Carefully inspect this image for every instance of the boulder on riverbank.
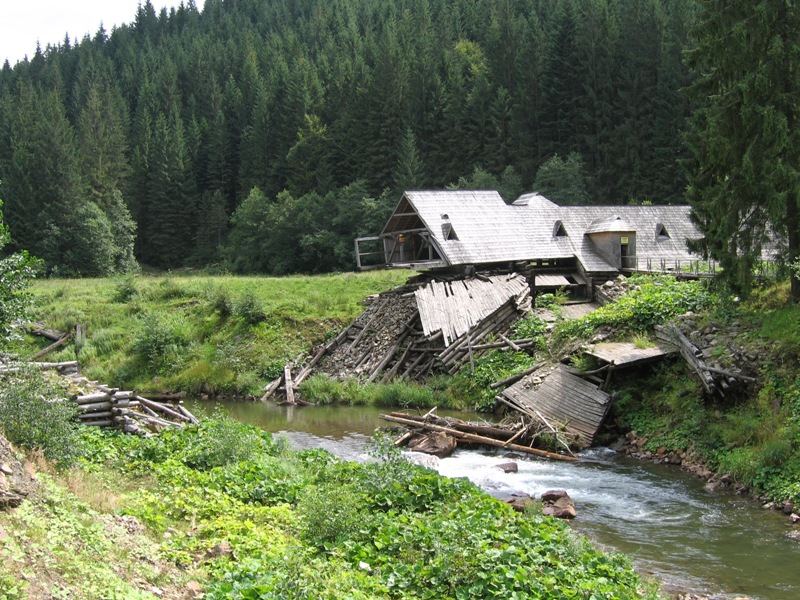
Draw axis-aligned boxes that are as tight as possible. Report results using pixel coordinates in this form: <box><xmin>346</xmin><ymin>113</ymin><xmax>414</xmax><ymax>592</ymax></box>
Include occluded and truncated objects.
<box><xmin>541</xmin><ymin>489</ymin><xmax>577</xmax><ymax>519</ymax></box>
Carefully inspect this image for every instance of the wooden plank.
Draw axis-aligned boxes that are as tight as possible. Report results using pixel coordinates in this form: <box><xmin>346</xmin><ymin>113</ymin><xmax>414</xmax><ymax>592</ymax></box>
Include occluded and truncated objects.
<box><xmin>585</xmin><ymin>342</ymin><xmax>674</xmax><ymax>367</ymax></box>
<box><xmin>501</xmin><ymin>365</ymin><xmax>611</xmax><ymax>445</ymax></box>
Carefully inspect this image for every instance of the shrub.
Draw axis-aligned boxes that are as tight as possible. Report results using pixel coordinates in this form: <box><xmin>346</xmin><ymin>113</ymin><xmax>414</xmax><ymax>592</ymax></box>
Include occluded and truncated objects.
<box><xmin>233</xmin><ymin>290</ymin><xmax>267</xmax><ymax>324</ymax></box>
<box><xmin>554</xmin><ymin>275</ymin><xmax>713</xmax><ymax>341</ymax></box>
<box><xmin>298</xmin><ymin>484</ymin><xmax>367</xmax><ymax>546</ymax></box>
<box><xmin>206</xmin><ymin>285</ymin><xmax>233</xmax><ymax>317</ymax></box>
<box><xmin>132</xmin><ymin>311</ymin><xmax>192</xmax><ymax>372</ymax></box>
<box><xmin>111</xmin><ymin>275</ymin><xmax>138</xmax><ymax>303</ymax></box>
<box><xmin>0</xmin><ymin>368</ymin><xmax>83</xmax><ymax>466</ymax></box>
<box><xmin>448</xmin><ymin>350</ymin><xmax>537</xmax><ymax>411</ymax></box>
<box><xmin>179</xmin><ymin>414</ymin><xmax>278</xmax><ymax>469</ymax></box>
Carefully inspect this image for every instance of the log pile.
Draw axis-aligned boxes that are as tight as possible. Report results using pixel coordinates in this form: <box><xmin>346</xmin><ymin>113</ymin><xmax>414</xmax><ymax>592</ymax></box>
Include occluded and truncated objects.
<box><xmin>263</xmin><ymin>274</ymin><xmax>533</xmax><ymax>403</ymax></box>
<box><xmin>654</xmin><ymin>324</ymin><xmax>756</xmax><ymax>397</ymax></box>
<box><xmin>68</xmin><ymin>375</ymin><xmax>199</xmax><ymax>435</ymax></box>
<box><xmin>381</xmin><ymin>410</ymin><xmax>576</xmax><ymax>462</ymax></box>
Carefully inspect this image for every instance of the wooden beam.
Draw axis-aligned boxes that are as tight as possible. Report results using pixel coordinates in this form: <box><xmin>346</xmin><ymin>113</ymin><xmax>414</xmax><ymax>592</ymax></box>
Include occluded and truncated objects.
<box><xmin>379</xmin><ymin>413</ymin><xmax>575</xmax><ymax>462</ymax></box>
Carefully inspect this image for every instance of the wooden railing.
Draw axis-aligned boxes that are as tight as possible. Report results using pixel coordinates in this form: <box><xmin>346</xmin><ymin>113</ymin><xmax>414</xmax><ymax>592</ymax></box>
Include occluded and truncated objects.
<box><xmin>621</xmin><ymin>256</ymin><xmax>720</xmax><ymax>277</ymax></box>
<box><xmin>622</xmin><ymin>256</ymin><xmax>778</xmax><ymax>279</ymax></box>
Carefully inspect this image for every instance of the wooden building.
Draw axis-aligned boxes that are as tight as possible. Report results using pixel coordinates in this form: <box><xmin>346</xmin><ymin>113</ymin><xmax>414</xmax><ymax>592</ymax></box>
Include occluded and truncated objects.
<box><xmin>355</xmin><ymin>190</ymin><xmax>706</xmax><ymax>296</ymax></box>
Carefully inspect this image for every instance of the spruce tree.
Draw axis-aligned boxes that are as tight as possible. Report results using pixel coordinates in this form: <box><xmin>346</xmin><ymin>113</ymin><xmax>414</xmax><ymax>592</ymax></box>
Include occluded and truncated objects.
<box><xmin>684</xmin><ymin>0</ymin><xmax>800</xmax><ymax>301</ymax></box>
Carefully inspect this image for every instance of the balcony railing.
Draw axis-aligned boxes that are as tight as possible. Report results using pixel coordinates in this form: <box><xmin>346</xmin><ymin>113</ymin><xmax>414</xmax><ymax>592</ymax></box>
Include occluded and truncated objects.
<box><xmin>622</xmin><ymin>256</ymin><xmax>777</xmax><ymax>279</ymax></box>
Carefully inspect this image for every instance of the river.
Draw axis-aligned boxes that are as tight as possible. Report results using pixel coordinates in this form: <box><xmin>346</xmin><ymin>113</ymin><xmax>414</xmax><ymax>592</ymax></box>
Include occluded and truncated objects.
<box><xmin>187</xmin><ymin>401</ymin><xmax>800</xmax><ymax>599</ymax></box>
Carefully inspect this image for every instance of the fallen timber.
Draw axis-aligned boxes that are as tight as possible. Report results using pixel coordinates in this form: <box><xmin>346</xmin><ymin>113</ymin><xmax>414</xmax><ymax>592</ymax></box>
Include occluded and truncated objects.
<box><xmin>264</xmin><ymin>273</ymin><xmax>532</xmax><ymax>404</ymax></box>
<box><xmin>381</xmin><ymin>411</ymin><xmax>576</xmax><ymax>462</ymax></box>
<box><xmin>69</xmin><ymin>375</ymin><xmax>200</xmax><ymax>435</ymax></box>
<box><xmin>654</xmin><ymin>324</ymin><xmax>756</xmax><ymax>397</ymax></box>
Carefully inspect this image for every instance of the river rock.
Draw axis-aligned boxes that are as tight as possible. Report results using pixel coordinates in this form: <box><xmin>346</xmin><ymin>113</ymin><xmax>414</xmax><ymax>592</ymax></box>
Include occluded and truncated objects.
<box><xmin>783</xmin><ymin>500</ymin><xmax>795</xmax><ymax>515</ymax></box>
<box><xmin>541</xmin><ymin>489</ymin><xmax>569</xmax><ymax>503</ymax></box>
<box><xmin>506</xmin><ymin>497</ymin><xmax>537</xmax><ymax>513</ymax></box>
<box><xmin>496</xmin><ymin>462</ymin><xmax>518</xmax><ymax>473</ymax></box>
<box><xmin>541</xmin><ymin>490</ymin><xmax>576</xmax><ymax>519</ymax></box>
<box><xmin>704</xmin><ymin>480</ymin><xmax>722</xmax><ymax>493</ymax></box>
<box><xmin>408</xmin><ymin>432</ymin><xmax>457</xmax><ymax>458</ymax></box>
<box><xmin>405</xmin><ymin>451</ymin><xmax>440</xmax><ymax>470</ymax></box>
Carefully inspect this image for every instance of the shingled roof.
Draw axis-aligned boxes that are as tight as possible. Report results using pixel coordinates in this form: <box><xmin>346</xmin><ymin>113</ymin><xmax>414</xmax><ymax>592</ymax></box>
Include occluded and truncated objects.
<box><xmin>378</xmin><ymin>190</ymin><xmax>704</xmax><ymax>273</ymax></box>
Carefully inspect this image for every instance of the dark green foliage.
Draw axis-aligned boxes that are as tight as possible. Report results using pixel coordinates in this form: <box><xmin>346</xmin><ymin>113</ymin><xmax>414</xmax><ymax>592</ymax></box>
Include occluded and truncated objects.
<box><xmin>449</xmin><ymin>350</ymin><xmax>538</xmax><ymax>411</ymax></box>
<box><xmin>684</xmin><ymin>1</ymin><xmax>800</xmax><ymax>301</ymax></box>
<box><xmin>132</xmin><ymin>311</ymin><xmax>192</xmax><ymax>373</ymax></box>
<box><xmin>0</xmin><ymin>0</ymin><xmax>696</xmax><ymax>274</ymax></box>
<box><xmin>533</xmin><ymin>152</ymin><xmax>592</xmax><ymax>205</ymax></box>
<box><xmin>0</xmin><ymin>368</ymin><xmax>83</xmax><ymax>466</ymax></box>
<box><xmin>0</xmin><ymin>198</ymin><xmax>40</xmax><ymax>343</ymax></box>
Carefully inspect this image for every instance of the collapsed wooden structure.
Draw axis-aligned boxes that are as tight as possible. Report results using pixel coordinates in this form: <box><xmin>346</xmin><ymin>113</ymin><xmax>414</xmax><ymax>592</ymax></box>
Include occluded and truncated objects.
<box><xmin>263</xmin><ymin>273</ymin><xmax>533</xmax><ymax>402</ymax></box>
<box><xmin>654</xmin><ymin>324</ymin><xmax>757</xmax><ymax>397</ymax></box>
<box><xmin>3</xmin><ymin>325</ymin><xmax>198</xmax><ymax>435</ymax></box>
<box><xmin>498</xmin><ymin>365</ymin><xmax>612</xmax><ymax>448</ymax></box>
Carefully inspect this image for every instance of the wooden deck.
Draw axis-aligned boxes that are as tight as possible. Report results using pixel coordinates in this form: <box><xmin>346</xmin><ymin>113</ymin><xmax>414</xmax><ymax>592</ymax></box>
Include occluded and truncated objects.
<box><xmin>501</xmin><ymin>365</ymin><xmax>611</xmax><ymax>447</ymax></box>
<box><xmin>585</xmin><ymin>341</ymin><xmax>675</xmax><ymax>368</ymax></box>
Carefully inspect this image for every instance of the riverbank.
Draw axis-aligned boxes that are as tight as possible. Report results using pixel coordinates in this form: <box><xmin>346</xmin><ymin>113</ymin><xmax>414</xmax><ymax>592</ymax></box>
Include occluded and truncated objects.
<box><xmin>13</xmin><ymin>272</ymin><xmax>800</xmax><ymax>512</ymax></box>
<box><xmin>0</xmin><ymin>411</ymin><xmax>659</xmax><ymax>599</ymax></box>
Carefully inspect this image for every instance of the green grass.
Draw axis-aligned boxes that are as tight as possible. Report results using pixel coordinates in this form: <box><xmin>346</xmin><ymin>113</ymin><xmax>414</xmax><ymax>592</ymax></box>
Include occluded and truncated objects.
<box><xmin>19</xmin><ymin>271</ymin><xmax>410</xmax><ymax>396</ymax></box>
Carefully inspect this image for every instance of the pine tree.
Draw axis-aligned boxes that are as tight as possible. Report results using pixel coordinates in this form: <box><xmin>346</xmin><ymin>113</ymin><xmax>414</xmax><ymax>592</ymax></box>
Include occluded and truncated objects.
<box><xmin>392</xmin><ymin>127</ymin><xmax>424</xmax><ymax>195</ymax></box>
<box><xmin>684</xmin><ymin>0</ymin><xmax>800</xmax><ymax>301</ymax></box>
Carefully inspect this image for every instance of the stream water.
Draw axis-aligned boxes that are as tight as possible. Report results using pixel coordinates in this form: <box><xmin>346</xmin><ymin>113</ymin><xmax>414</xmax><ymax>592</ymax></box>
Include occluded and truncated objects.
<box><xmin>187</xmin><ymin>401</ymin><xmax>800</xmax><ymax>599</ymax></box>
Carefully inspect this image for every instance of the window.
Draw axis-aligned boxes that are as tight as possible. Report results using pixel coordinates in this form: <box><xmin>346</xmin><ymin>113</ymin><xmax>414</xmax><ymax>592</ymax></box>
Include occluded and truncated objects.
<box><xmin>553</xmin><ymin>220</ymin><xmax>568</xmax><ymax>237</ymax></box>
<box><xmin>442</xmin><ymin>222</ymin><xmax>458</xmax><ymax>240</ymax></box>
<box><xmin>655</xmin><ymin>223</ymin><xmax>670</xmax><ymax>240</ymax></box>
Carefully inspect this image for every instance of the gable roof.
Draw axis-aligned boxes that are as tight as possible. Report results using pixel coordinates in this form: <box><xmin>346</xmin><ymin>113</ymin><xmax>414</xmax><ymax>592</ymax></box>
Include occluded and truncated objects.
<box><xmin>382</xmin><ymin>190</ymin><xmax>703</xmax><ymax>272</ymax></box>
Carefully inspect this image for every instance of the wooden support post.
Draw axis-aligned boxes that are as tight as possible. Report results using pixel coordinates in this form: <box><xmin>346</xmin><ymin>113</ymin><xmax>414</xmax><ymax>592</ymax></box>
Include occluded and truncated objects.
<box><xmin>498</xmin><ymin>333</ymin><xmax>521</xmax><ymax>351</ymax></box>
<box><xmin>490</xmin><ymin>362</ymin><xmax>545</xmax><ymax>390</ymax></box>
<box><xmin>260</xmin><ymin>375</ymin><xmax>284</xmax><ymax>402</ymax></box>
<box><xmin>367</xmin><ymin>344</ymin><xmax>398</xmax><ymax>383</ymax></box>
<box><xmin>382</xmin><ymin>341</ymin><xmax>414</xmax><ymax>383</ymax></box>
<box><xmin>31</xmin><ymin>334</ymin><xmax>72</xmax><ymax>360</ymax></box>
<box><xmin>602</xmin><ymin>362</ymin><xmax>615</xmax><ymax>391</ymax></box>
<box><xmin>284</xmin><ymin>365</ymin><xmax>296</xmax><ymax>405</ymax></box>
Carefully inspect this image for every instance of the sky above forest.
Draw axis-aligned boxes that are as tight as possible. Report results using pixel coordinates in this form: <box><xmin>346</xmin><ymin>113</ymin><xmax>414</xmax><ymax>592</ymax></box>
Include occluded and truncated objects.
<box><xmin>0</xmin><ymin>1</ymin><xmax>192</xmax><ymax>66</ymax></box>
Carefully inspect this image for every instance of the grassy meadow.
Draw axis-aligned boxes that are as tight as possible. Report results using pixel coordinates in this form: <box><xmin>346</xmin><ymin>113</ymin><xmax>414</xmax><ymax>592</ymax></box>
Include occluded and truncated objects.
<box><xmin>16</xmin><ymin>271</ymin><xmax>410</xmax><ymax>397</ymax></box>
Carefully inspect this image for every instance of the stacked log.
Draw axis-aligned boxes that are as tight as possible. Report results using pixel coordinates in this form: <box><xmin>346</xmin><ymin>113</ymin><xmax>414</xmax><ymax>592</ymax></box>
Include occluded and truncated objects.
<box><xmin>69</xmin><ymin>376</ymin><xmax>198</xmax><ymax>435</ymax></box>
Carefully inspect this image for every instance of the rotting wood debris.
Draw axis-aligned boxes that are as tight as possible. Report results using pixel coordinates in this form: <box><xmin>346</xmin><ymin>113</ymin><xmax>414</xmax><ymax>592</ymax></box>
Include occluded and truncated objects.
<box><xmin>262</xmin><ymin>271</ymin><xmax>533</xmax><ymax>403</ymax></box>
<box><xmin>381</xmin><ymin>409</ymin><xmax>576</xmax><ymax>461</ymax></box>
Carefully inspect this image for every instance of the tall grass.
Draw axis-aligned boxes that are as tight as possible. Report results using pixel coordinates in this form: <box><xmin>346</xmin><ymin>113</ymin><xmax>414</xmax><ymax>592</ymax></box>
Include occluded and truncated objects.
<box><xmin>21</xmin><ymin>271</ymin><xmax>410</xmax><ymax>396</ymax></box>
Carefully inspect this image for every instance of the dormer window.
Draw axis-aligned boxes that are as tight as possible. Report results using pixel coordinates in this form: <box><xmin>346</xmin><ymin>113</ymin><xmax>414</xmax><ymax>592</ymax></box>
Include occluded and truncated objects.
<box><xmin>553</xmin><ymin>220</ymin><xmax>568</xmax><ymax>237</ymax></box>
<box><xmin>655</xmin><ymin>223</ymin><xmax>670</xmax><ymax>240</ymax></box>
<box><xmin>442</xmin><ymin>222</ymin><xmax>458</xmax><ymax>240</ymax></box>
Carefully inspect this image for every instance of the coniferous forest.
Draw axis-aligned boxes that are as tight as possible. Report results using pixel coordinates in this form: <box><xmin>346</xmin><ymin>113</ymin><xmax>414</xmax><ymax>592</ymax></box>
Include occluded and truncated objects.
<box><xmin>0</xmin><ymin>0</ymin><xmax>697</xmax><ymax>276</ymax></box>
